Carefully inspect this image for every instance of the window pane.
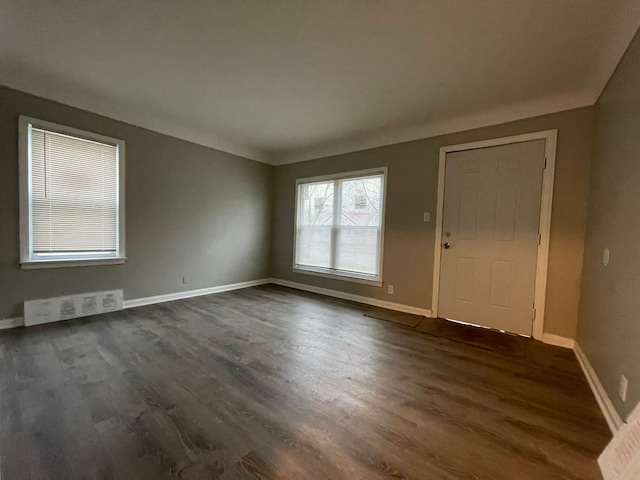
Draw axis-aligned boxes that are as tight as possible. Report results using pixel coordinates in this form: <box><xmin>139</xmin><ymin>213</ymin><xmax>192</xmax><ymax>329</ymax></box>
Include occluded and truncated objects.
<box><xmin>299</xmin><ymin>182</ymin><xmax>334</xmax><ymax>226</ymax></box>
<box><xmin>30</xmin><ymin>128</ymin><xmax>118</xmax><ymax>254</ymax></box>
<box><xmin>335</xmin><ymin>227</ymin><xmax>379</xmax><ymax>275</ymax></box>
<box><xmin>339</xmin><ymin>176</ymin><xmax>382</xmax><ymax>227</ymax></box>
<box><xmin>294</xmin><ymin>171</ymin><xmax>385</xmax><ymax>279</ymax></box>
<box><xmin>296</xmin><ymin>227</ymin><xmax>332</xmax><ymax>268</ymax></box>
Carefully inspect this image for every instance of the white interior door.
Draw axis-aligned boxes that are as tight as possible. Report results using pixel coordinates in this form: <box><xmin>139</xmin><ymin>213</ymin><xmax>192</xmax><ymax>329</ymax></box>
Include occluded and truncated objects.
<box><xmin>438</xmin><ymin>140</ymin><xmax>546</xmax><ymax>336</ymax></box>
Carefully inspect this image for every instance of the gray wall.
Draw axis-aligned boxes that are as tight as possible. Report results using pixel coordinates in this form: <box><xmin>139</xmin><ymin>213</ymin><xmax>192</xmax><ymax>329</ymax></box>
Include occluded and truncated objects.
<box><xmin>272</xmin><ymin>107</ymin><xmax>595</xmax><ymax>339</ymax></box>
<box><xmin>577</xmin><ymin>30</ymin><xmax>640</xmax><ymax>420</ymax></box>
<box><xmin>0</xmin><ymin>86</ymin><xmax>272</xmax><ymax>320</ymax></box>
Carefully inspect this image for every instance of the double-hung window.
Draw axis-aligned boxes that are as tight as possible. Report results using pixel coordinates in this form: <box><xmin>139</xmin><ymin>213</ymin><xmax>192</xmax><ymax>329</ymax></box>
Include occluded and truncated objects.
<box><xmin>293</xmin><ymin>168</ymin><xmax>387</xmax><ymax>285</ymax></box>
<box><xmin>19</xmin><ymin>116</ymin><xmax>126</xmax><ymax>268</ymax></box>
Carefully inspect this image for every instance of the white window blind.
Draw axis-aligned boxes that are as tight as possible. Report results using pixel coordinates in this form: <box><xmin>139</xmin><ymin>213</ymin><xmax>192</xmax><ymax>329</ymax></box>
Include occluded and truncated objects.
<box><xmin>31</xmin><ymin>128</ymin><xmax>118</xmax><ymax>254</ymax></box>
<box><xmin>19</xmin><ymin>117</ymin><xmax>125</xmax><ymax>267</ymax></box>
<box><xmin>294</xmin><ymin>169</ymin><xmax>386</xmax><ymax>283</ymax></box>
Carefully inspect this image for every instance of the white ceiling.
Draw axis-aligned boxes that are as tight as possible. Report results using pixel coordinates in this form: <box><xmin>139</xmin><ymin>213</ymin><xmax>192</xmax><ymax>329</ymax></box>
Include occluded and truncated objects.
<box><xmin>1</xmin><ymin>1</ymin><xmax>639</xmax><ymax>165</ymax></box>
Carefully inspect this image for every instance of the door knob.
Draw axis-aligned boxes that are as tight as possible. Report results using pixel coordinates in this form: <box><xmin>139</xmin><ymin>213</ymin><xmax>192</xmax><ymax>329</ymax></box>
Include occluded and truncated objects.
<box><xmin>443</xmin><ymin>242</ymin><xmax>451</xmax><ymax>249</ymax></box>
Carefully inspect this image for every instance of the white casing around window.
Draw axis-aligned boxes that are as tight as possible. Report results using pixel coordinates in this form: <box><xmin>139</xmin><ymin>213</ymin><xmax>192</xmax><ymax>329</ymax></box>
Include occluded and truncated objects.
<box><xmin>292</xmin><ymin>167</ymin><xmax>387</xmax><ymax>286</ymax></box>
<box><xmin>18</xmin><ymin>116</ymin><xmax>126</xmax><ymax>269</ymax></box>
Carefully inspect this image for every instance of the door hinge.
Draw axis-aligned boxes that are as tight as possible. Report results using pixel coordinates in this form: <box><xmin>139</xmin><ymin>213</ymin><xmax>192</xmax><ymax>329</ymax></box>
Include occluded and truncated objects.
<box><xmin>532</xmin><ymin>307</ymin><xmax>537</xmax><ymax>320</ymax></box>
<box><xmin>538</xmin><ymin>233</ymin><xmax>542</xmax><ymax>245</ymax></box>
<box><xmin>544</xmin><ymin>157</ymin><xmax>548</xmax><ymax>169</ymax></box>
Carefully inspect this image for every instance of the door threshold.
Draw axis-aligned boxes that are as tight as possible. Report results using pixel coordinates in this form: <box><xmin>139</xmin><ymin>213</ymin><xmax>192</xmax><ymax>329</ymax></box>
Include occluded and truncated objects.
<box><xmin>444</xmin><ymin>317</ymin><xmax>531</xmax><ymax>339</ymax></box>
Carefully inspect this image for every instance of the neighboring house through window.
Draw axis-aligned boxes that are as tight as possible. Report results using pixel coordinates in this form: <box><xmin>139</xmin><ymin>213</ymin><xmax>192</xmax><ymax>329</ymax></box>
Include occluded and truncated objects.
<box><xmin>19</xmin><ymin>116</ymin><xmax>126</xmax><ymax>268</ymax></box>
<box><xmin>293</xmin><ymin>168</ymin><xmax>387</xmax><ymax>285</ymax></box>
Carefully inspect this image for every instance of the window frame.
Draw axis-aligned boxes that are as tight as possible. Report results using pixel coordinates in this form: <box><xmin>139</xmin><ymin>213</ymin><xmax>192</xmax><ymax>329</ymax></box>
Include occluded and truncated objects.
<box><xmin>18</xmin><ymin>116</ymin><xmax>126</xmax><ymax>269</ymax></box>
<box><xmin>292</xmin><ymin>167</ymin><xmax>387</xmax><ymax>286</ymax></box>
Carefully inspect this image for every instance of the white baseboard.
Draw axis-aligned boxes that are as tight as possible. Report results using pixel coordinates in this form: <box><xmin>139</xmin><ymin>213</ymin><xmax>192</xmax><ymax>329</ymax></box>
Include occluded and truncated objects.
<box><xmin>269</xmin><ymin>278</ymin><xmax>432</xmax><ymax>317</ymax></box>
<box><xmin>0</xmin><ymin>317</ymin><xmax>25</xmax><ymax>330</ymax></box>
<box><xmin>0</xmin><ymin>279</ymin><xmax>272</xmax><ymax>330</ymax></box>
<box><xmin>541</xmin><ymin>333</ymin><xmax>575</xmax><ymax>349</ymax></box>
<box><xmin>122</xmin><ymin>278</ymin><xmax>271</xmax><ymax>309</ymax></box>
<box><xmin>574</xmin><ymin>342</ymin><xmax>623</xmax><ymax>434</ymax></box>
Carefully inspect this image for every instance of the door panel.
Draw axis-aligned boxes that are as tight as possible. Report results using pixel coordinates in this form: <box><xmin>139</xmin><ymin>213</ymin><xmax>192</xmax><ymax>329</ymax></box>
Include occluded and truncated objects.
<box><xmin>490</xmin><ymin>260</ymin><xmax>514</xmax><ymax>308</ymax></box>
<box><xmin>459</xmin><ymin>187</ymin><xmax>479</xmax><ymax>240</ymax></box>
<box><xmin>455</xmin><ymin>258</ymin><xmax>475</xmax><ymax>302</ymax></box>
<box><xmin>438</xmin><ymin>140</ymin><xmax>545</xmax><ymax>336</ymax></box>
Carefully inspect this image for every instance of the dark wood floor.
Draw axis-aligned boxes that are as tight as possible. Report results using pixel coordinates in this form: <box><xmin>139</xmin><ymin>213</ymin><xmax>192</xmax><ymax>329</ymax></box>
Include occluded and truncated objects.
<box><xmin>0</xmin><ymin>285</ymin><xmax>610</xmax><ymax>480</ymax></box>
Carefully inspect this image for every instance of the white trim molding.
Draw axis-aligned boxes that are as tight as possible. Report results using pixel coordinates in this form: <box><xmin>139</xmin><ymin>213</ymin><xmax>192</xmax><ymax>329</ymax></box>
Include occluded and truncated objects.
<box><xmin>541</xmin><ymin>333</ymin><xmax>575</xmax><ymax>349</ymax></box>
<box><xmin>0</xmin><ymin>279</ymin><xmax>272</xmax><ymax>330</ymax></box>
<box><xmin>2</xmin><ymin>84</ymin><xmax>267</xmax><ymax>163</ymax></box>
<box><xmin>123</xmin><ymin>279</ymin><xmax>271</xmax><ymax>309</ymax></box>
<box><xmin>574</xmin><ymin>342</ymin><xmax>623</xmax><ymax>434</ymax></box>
<box><xmin>270</xmin><ymin>278</ymin><xmax>432</xmax><ymax>317</ymax></box>
<box><xmin>291</xmin><ymin>267</ymin><xmax>383</xmax><ymax>287</ymax></box>
<box><xmin>18</xmin><ymin>116</ymin><xmax>127</xmax><ymax>269</ymax></box>
<box><xmin>431</xmin><ymin>130</ymin><xmax>558</xmax><ymax>341</ymax></box>
<box><xmin>21</xmin><ymin>257</ymin><xmax>127</xmax><ymax>270</ymax></box>
<box><xmin>292</xmin><ymin>167</ymin><xmax>388</xmax><ymax>287</ymax></box>
<box><xmin>273</xmin><ymin>95</ymin><xmax>591</xmax><ymax>165</ymax></box>
<box><xmin>0</xmin><ymin>317</ymin><xmax>25</xmax><ymax>330</ymax></box>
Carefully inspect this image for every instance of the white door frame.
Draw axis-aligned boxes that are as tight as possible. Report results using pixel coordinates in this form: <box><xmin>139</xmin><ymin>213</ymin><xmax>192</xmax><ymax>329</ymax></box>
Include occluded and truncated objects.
<box><xmin>431</xmin><ymin>130</ymin><xmax>557</xmax><ymax>340</ymax></box>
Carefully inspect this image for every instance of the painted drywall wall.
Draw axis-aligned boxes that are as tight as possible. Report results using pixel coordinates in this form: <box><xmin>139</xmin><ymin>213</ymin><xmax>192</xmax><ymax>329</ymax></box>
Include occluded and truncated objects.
<box><xmin>0</xmin><ymin>86</ymin><xmax>272</xmax><ymax>320</ymax></box>
<box><xmin>577</xmin><ymin>30</ymin><xmax>640</xmax><ymax>420</ymax></box>
<box><xmin>272</xmin><ymin>107</ymin><xmax>595</xmax><ymax>339</ymax></box>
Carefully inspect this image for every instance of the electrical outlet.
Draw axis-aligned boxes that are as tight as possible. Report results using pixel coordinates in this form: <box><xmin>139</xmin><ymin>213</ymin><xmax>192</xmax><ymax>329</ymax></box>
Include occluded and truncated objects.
<box><xmin>423</xmin><ymin>212</ymin><xmax>430</xmax><ymax>222</ymax></box>
<box><xmin>182</xmin><ymin>276</ymin><xmax>189</xmax><ymax>285</ymax></box>
<box><xmin>387</xmin><ymin>285</ymin><xmax>394</xmax><ymax>294</ymax></box>
<box><xmin>619</xmin><ymin>375</ymin><xmax>628</xmax><ymax>402</ymax></box>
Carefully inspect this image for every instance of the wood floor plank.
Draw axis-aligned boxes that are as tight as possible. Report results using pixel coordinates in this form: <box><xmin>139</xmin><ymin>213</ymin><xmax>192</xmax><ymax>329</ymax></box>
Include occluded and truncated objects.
<box><xmin>0</xmin><ymin>285</ymin><xmax>609</xmax><ymax>479</ymax></box>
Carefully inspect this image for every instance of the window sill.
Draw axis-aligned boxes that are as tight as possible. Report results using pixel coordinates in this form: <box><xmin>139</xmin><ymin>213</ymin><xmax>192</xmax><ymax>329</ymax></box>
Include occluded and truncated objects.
<box><xmin>21</xmin><ymin>257</ymin><xmax>126</xmax><ymax>270</ymax></box>
<box><xmin>292</xmin><ymin>266</ymin><xmax>383</xmax><ymax>287</ymax></box>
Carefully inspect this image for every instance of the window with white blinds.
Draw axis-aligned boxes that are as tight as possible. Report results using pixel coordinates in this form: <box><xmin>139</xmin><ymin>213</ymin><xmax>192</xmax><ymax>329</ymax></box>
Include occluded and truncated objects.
<box><xmin>19</xmin><ymin>117</ymin><xmax>125</xmax><ymax>268</ymax></box>
<box><xmin>293</xmin><ymin>168</ymin><xmax>387</xmax><ymax>285</ymax></box>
